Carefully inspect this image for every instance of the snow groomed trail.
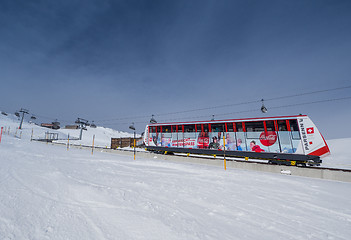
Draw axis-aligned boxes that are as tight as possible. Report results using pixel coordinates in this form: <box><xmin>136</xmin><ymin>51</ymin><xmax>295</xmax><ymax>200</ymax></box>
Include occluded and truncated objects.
<box><xmin>1</xmin><ymin>130</ymin><xmax>351</xmax><ymax>240</ymax></box>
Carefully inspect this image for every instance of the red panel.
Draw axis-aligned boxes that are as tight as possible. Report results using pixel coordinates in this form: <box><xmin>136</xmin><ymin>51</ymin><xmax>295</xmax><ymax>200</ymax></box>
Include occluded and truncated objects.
<box><xmin>152</xmin><ymin>115</ymin><xmax>306</xmax><ymax>126</ymax></box>
<box><xmin>233</xmin><ymin>122</ymin><xmax>237</xmax><ymax>132</ymax></box>
<box><xmin>242</xmin><ymin>122</ymin><xmax>246</xmax><ymax>132</ymax></box>
<box><xmin>274</xmin><ymin>120</ymin><xmax>278</xmax><ymax>132</ymax></box>
<box><xmin>286</xmin><ymin>120</ymin><xmax>291</xmax><ymax>131</ymax></box>
<box><xmin>308</xmin><ymin>146</ymin><xmax>330</xmax><ymax>157</ymax></box>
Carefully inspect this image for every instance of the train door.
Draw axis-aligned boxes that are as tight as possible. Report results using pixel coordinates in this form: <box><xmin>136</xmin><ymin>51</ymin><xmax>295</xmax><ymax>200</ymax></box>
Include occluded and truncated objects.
<box><xmin>245</xmin><ymin>121</ymin><xmax>268</xmax><ymax>152</ymax></box>
<box><xmin>177</xmin><ymin>125</ymin><xmax>184</xmax><ymax>147</ymax></box>
<box><xmin>149</xmin><ymin>126</ymin><xmax>157</xmax><ymax>146</ymax></box>
<box><xmin>209</xmin><ymin>123</ymin><xmax>223</xmax><ymax>150</ymax></box>
<box><xmin>171</xmin><ymin>125</ymin><xmax>178</xmax><ymax>147</ymax></box>
<box><xmin>161</xmin><ymin>125</ymin><xmax>172</xmax><ymax>147</ymax></box>
<box><xmin>277</xmin><ymin>120</ymin><xmax>295</xmax><ymax>153</ymax></box>
<box><xmin>196</xmin><ymin>124</ymin><xmax>209</xmax><ymax>149</ymax></box>
<box><xmin>183</xmin><ymin>124</ymin><xmax>196</xmax><ymax>148</ymax></box>
<box><xmin>225</xmin><ymin>123</ymin><xmax>236</xmax><ymax>151</ymax></box>
<box><xmin>234</xmin><ymin>122</ymin><xmax>248</xmax><ymax>151</ymax></box>
<box><xmin>288</xmin><ymin>119</ymin><xmax>303</xmax><ymax>154</ymax></box>
<box><xmin>263</xmin><ymin>120</ymin><xmax>280</xmax><ymax>153</ymax></box>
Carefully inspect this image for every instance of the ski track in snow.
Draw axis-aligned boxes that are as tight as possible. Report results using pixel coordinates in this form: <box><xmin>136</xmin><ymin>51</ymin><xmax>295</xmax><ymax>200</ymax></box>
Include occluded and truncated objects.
<box><xmin>1</xmin><ymin>115</ymin><xmax>351</xmax><ymax>239</ymax></box>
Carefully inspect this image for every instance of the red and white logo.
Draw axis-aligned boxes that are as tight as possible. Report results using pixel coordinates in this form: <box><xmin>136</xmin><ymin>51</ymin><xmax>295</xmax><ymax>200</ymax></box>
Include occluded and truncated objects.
<box><xmin>307</xmin><ymin>127</ymin><xmax>314</xmax><ymax>134</ymax></box>
<box><xmin>259</xmin><ymin>131</ymin><xmax>277</xmax><ymax>146</ymax></box>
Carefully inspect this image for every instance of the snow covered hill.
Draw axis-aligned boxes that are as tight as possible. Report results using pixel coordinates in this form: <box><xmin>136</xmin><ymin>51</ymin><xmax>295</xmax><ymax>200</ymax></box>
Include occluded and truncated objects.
<box><xmin>0</xmin><ymin>113</ymin><xmax>351</xmax><ymax>239</ymax></box>
<box><xmin>0</xmin><ymin>113</ymin><xmax>136</xmax><ymax>147</ymax></box>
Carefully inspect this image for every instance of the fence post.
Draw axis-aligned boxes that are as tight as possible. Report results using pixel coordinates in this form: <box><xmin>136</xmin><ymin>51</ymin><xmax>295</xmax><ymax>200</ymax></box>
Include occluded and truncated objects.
<box><xmin>0</xmin><ymin>127</ymin><xmax>3</xmax><ymax>143</ymax></box>
<box><xmin>223</xmin><ymin>132</ymin><xmax>226</xmax><ymax>171</ymax></box>
<box><xmin>67</xmin><ymin>134</ymin><xmax>70</xmax><ymax>150</ymax></box>
<box><xmin>92</xmin><ymin>134</ymin><xmax>95</xmax><ymax>155</ymax></box>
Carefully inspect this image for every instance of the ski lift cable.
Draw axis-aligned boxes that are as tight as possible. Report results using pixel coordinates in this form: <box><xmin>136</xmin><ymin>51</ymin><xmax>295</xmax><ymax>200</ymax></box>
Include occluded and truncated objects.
<box><xmin>95</xmin><ymin>85</ymin><xmax>351</xmax><ymax>122</ymax></box>
<box><xmin>98</xmin><ymin>95</ymin><xmax>351</xmax><ymax>125</ymax></box>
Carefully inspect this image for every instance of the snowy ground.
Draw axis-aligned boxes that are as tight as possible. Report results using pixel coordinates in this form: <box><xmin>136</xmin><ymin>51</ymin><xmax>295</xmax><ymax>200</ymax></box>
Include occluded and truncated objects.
<box><xmin>1</xmin><ymin>114</ymin><xmax>351</xmax><ymax>239</ymax></box>
<box><xmin>0</xmin><ymin>114</ymin><xmax>136</xmax><ymax>148</ymax></box>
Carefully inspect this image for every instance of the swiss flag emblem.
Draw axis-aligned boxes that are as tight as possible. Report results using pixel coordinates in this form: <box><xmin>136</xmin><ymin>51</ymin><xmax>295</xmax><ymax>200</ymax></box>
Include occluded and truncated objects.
<box><xmin>307</xmin><ymin>127</ymin><xmax>314</xmax><ymax>134</ymax></box>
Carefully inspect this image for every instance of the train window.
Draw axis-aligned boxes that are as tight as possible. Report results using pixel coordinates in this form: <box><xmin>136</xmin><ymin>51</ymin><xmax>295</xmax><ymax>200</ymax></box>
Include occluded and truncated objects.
<box><xmin>162</xmin><ymin>125</ymin><xmax>171</xmax><ymax>133</ymax></box>
<box><xmin>289</xmin><ymin>120</ymin><xmax>299</xmax><ymax>131</ymax></box>
<box><xmin>265</xmin><ymin>121</ymin><xmax>275</xmax><ymax>131</ymax></box>
<box><xmin>278</xmin><ymin>120</ymin><xmax>288</xmax><ymax>131</ymax></box>
<box><xmin>236</xmin><ymin>122</ymin><xmax>244</xmax><ymax>132</ymax></box>
<box><xmin>184</xmin><ymin>124</ymin><xmax>195</xmax><ymax>132</ymax></box>
<box><xmin>289</xmin><ymin>119</ymin><xmax>301</xmax><ymax>140</ymax></box>
<box><xmin>156</xmin><ymin>126</ymin><xmax>161</xmax><ymax>133</ymax></box>
<box><xmin>150</xmin><ymin>126</ymin><xmax>155</xmax><ymax>133</ymax></box>
<box><xmin>227</xmin><ymin>123</ymin><xmax>234</xmax><ymax>132</ymax></box>
<box><xmin>196</xmin><ymin>124</ymin><xmax>202</xmax><ymax>132</ymax></box>
<box><xmin>211</xmin><ymin>123</ymin><xmax>224</xmax><ymax>132</ymax></box>
<box><xmin>177</xmin><ymin>125</ymin><xmax>183</xmax><ymax>132</ymax></box>
<box><xmin>203</xmin><ymin>124</ymin><xmax>209</xmax><ymax>132</ymax></box>
<box><xmin>172</xmin><ymin>125</ymin><xmax>177</xmax><ymax>133</ymax></box>
<box><xmin>245</xmin><ymin>121</ymin><xmax>264</xmax><ymax>132</ymax></box>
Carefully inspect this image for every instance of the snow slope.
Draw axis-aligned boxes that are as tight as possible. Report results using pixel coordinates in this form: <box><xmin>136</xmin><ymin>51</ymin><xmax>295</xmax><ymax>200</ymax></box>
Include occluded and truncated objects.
<box><xmin>322</xmin><ymin>138</ymin><xmax>351</xmax><ymax>169</ymax></box>
<box><xmin>1</xmin><ymin>114</ymin><xmax>351</xmax><ymax>239</ymax></box>
<box><xmin>0</xmin><ymin>114</ymin><xmax>136</xmax><ymax>147</ymax></box>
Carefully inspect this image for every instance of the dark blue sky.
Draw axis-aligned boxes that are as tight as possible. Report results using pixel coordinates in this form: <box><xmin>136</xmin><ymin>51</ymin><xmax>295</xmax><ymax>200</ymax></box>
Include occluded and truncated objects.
<box><xmin>1</xmin><ymin>0</ymin><xmax>350</xmax><ymax>138</ymax></box>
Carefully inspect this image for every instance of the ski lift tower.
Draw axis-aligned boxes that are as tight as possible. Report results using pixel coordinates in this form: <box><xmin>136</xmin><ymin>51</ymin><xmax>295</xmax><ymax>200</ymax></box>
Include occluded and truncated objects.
<box><xmin>19</xmin><ymin>108</ymin><xmax>29</xmax><ymax>129</ymax></box>
<box><xmin>75</xmin><ymin>118</ymin><xmax>89</xmax><ymax>140</ymax></box>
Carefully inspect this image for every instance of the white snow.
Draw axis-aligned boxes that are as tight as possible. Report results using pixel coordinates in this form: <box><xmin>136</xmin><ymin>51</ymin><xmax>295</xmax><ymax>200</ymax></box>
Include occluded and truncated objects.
<box><xmin>322</xmin><ymin>138</ymin><xmax>351</xmax><ymax>169</ymax></box>
<box><xmin>1</xmin><ymin>114</ymin><xmax>351</xmax><ymax>239</ymax></box>
<box><xmin>0</xmin><ymin>114</ymin><xmax>136</xmax><ymax>148</ymax></box>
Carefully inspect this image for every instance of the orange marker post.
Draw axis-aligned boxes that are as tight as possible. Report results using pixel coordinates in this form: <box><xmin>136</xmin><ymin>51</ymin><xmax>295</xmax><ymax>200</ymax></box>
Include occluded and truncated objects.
<box><xmin>223</xmin><ymin>133</ymin><xmax>226</xmax><ymax>170</ymax></box>
<box><xmin>0</xmin><ymin>127</ymin><xmax>3</xmax><ymax>143</ymax></box>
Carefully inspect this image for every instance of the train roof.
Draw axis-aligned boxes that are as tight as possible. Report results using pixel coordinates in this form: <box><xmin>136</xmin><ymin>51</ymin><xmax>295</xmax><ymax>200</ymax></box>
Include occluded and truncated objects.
<box><xmin>148</xmin><ymin>115</ymin><xmax>308</xmax><ymax>126</ymax></box>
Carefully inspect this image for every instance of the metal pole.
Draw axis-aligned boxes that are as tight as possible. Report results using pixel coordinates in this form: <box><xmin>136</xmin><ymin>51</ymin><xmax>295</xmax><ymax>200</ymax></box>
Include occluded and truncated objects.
<box><xmin>92</xmin><ymin>134</ymin><xmax>95</xmax><ymax>155</ymax></box>
<box><xmin>223</xmin><ymin>125</ymin><xmax>226</xmax><ymax>170</ymax></box>
<box><xmin>134</xmin><ymin>131</ymin><xmax>136</xmax><ymax>160</ymax></box>
<box><xmin>79</xmin><ymin>125</ymin><xmax>83</xmax><ymax>140</ymax></box>
<box><xmin>67</xmin><ymin>134</ymin><xmax>70</xmax><ymax>150</ymax></box>
<box><xmin>19</xmin><ymin>108</ymin><xmax>29</xmax><ymax>130</ymax></box>
<box><xmin>19</xmin><ymin>111</ymin><xmax>25</xmax><ymax>129</ymax></box>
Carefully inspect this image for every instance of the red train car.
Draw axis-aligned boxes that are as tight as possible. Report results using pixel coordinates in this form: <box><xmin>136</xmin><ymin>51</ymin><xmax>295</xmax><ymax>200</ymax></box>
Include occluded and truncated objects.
<box><xmin>143</xmin><ymin>115</ymin><xmax>330</xmax><ymax>166</ymax></box>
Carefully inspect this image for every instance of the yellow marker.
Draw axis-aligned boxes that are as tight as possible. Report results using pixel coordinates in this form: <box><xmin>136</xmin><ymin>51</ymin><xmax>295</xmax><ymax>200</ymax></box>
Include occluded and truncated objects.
<box><xmin>164</xmin><ymin>151</ymin><xmax>167</xmax><ymax>155</ymax></box>
<box><xmin>187</xmin><ymin>153</ymin><xmax>190</xmax><ymax>157</ymax></box>
<box><xmin>245</xmin><ymin>157</ymin><xmax>249</xmax><ymax>161</ymax></box>
<box><xmin>291</xmin><ymin>161</ymin><xmax>296</xmax><ymax>166</ymax></box>
<box><xmin>223</xmin><ymin>133</ymin><xmax>226</xmax><ymax>170</ymax></box>
<box><xmin>134</xmin><ymin>138</ymin><xmax>136</xmax><ymax>160</ymax></box>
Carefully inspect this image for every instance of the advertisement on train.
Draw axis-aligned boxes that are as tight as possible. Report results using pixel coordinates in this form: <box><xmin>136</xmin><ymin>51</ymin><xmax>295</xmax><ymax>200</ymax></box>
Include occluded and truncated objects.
<box><xmin>144</xmin><ymin>116</ymin><xmax>330</xmax><ymax>158</ymax></box>
<box><xmin>146</xmin><ymin>130</ymin><xmax>303</xmax><ymax>154</ymax></box>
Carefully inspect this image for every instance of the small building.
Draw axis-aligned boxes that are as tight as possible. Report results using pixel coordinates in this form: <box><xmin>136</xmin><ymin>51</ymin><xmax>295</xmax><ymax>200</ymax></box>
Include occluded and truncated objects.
<box><xmin>41</xmin><ymin>123</ymin><xmax>60</xmax><ymax>130</ymax></box>
<box><xmin>65</xmin><ymin>125</ymin><xmax>79</xmax><ymax>129</ymax></box>
<box><xmin>111</xmin><ymin>137</ymin><xmax>143</xmax><ymax>149</ymax></box>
